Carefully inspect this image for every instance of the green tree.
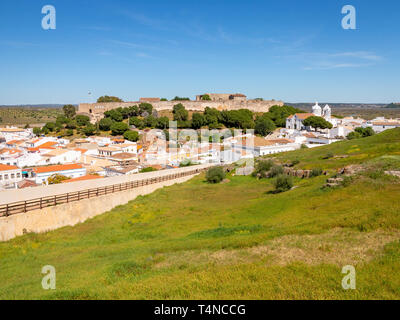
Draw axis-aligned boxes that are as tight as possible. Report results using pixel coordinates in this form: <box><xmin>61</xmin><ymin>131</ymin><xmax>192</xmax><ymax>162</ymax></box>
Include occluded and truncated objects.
<box><xmin>65</xmin><ymin>119</ymin><xmax>77</xmax><ymax>129</ymax></box>
<box><xmin>33</xmin><ymin>127</ymin><xmax>41</xmax><ymax>136</ymax></box>
<box><xmin>347</xmin><ymin>131</ymin><xmax>362</xmax><ymax>140</ymax></box>
<box><xmin>303</xmin><ymin>116</ymin><xmax>333</xmax><ymax>130</ymax></box>
<box><xmin>156</xmin><ymin>116</ymin><xmax>169</xmax><ymax>129</ymax></box>
<box><xmin>173</xmin><ymin>103</ymin><xmax>189</xmax><ymax>122</ymax></box>
<box><xmin>63</xmin><ymin>105</ymin><xmax>76</xmax><ymax>119</ymax></box>
<box><xmin>56</xmin><ymin>115</ymin><xmax>69</xmax><ymax>125</ymax></box>
<box><xmin>201</xmin><ymin>94</ymin><xmax>211</xmax><ymax>101</ymax></box>
<box><xmin>139</xmin><ymin>103</ymin><xmax>153</xmax><ymax>116</ymax></box>
<box><xmin>97</xmin><ymin>95</ymin><xmax>123</xmax><ymax>103</ymax></box>
<box><xmin>265</xmin><ymin>105</ymin><xmax>304</xmax><ymax>127</ymax></box>
<box><xmin>255</xmin><ymin>115</ymin><xmax>276</xmax><ymax>136</ymax></box>
<box><xmin>99</xmin><ymin>117</ymin><xmax>113</xmax><ymax>131</ymax></box>
<box><xmin>354</xmin><ymin>127</ymin><xmax>375</xmax><ymax>137</ymax></box>
<box><xmin>82</xmin><ymin>123</ymin><xmax>96</xmax><ymax>136</ymax></box>
<box><xmin>129</xmin><ymin>117</ymin><xmax>145</xmax><ymax>129</ymax></box>
<box><xmin>44</xmin><ymin>122</ymin><xmax>56</xmax><ymax>132</ymax></box>
<box><xmin>144</xmin><ymin>115</ymin><xmax>158</xmax><ymax>128</ymax></box>
<box><xmin>172</xmin><ymin>96</ymin><xmax>190</xmax><ymax>101</ymax></box>
<box><xmin>75</xmin><ymin>115</ymin><xmax>90</xmax><ymax>127</ymax></box>
<box><xmin>48</xmin><ymin>174</ymin><xmax>70</xmax><ymax>184</ymax></box>
<box><xmin>123</xmin><ymin>130</ymin><xmax>139</xmax><ymax>142</ymax></box>
<box><xmin>110</xmin><ymin>122</ymin><xmax>129</xmax><ymax>136</ymax></box>
<box><xmin>104</xmin><ymin>109</ymin><xmax>123</xmax><ymax>122</ymax></box>
<box><xmin>191</xmin><ymin>112</ymin><xmax>206</xmax><ymax>129</ymax></box>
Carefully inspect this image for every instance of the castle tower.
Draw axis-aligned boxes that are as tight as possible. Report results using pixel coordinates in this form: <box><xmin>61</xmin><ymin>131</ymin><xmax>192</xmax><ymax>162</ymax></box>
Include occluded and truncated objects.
<box><xmin>323</xmin><ymin>104</ymin><xmax>331</xmax><ymax>118</ymax></box>
<box><xmin>312</xmin><ymin>102</ymin><xmax>322</xmax><ymax>117</ymax></box>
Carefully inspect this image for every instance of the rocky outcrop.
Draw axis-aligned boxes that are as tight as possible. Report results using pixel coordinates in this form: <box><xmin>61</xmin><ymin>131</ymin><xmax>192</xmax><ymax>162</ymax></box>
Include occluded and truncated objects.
<box><xmin>338</xmin><ymin>165</ymin><xmax>363</xmax><ymax>176</ymax></box>
<box><xmin>324</xmin><ymin>177</ymin><xmax>344</xmax><ymax>188</ymax></box>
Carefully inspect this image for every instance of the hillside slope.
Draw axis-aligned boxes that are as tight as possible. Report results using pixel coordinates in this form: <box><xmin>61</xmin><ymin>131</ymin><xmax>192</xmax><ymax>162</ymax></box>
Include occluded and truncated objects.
<box><xmin>0</xmin><ymin>129</ymin><xmax>400</xmax><ymax>299</ymax></box>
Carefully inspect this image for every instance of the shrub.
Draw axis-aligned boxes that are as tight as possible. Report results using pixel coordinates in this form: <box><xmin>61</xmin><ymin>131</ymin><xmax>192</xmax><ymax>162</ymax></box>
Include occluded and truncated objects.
<box><xmin>48</xmin><ymin>174</ymin><xmax>69</xmax><ymax>184</ymax></box>
<box><xmin>310</xmin><ymin>168</ymin><xmax>323</xmax><ymax>177</ymax></box>
<box><xmin>140</xmin><ymin>167</ymin><xmax>158</xmax><ymax>173</ymax></box>
<box><xmin>253</xmin><ymin>160</ymin><xmax>274</xmax><ymax>177</ymax></box>
<box><xmin>291</xmin><ymin>159</ymin><xmax>300</xmax><ymax>166</ymax></box>
<box><xmin>347</xmin><ymin>131</ymin><xmax>362</xmax><ymax>140</ymax></box>
<box><xmin>323</xmin><ymin>152</ymin><xmax>334</xmax><ymax>159</ymax></box>
<box><xmin>269</xmin><ymin>165</ymin><xmax>284</xmax><ymax>178</ymax></box>
<box><xmin>206</xmin><ymin>167</ymin><xmax>226</xmax><ymax>184</ymax></box>
<box><xmin>273</xmin><ymin>174</ymin><xmax>293</xmax><ymax>193</ymax></box>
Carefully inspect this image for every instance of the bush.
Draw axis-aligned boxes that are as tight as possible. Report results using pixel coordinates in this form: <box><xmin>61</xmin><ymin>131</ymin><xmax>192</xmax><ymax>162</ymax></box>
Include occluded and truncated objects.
<box><xmin>206</xmin><ymin>167</ymin><xmax>226</xmax><ymax>184</ymax></box>
<box><xmin>347</xmin><ymin>131</ymin><xmax>362</xmax><ymax>140</ymax></box>
<box><xmin>322</xmin><ymin>152</ymin><xmax>334</xmax><ymax>159</ymax></box>
<box><xmin>273</xmin><ymin>174</ymin><xmax>293</xmax><ymax>193</ymax></box>
<box><xmin>140</xmin><ymin>167</ymin><xmax>158</xmax><ymax>173</ymax></box>
<box><xmin>253</xmin><ymin>160</ymin><xmax>274</xmax><ymax>177</ymax></box>
<box><xmin>290</xmin><ymin>159</ymin><xmax>300</xmax><ymax>167</ymax></box>
<box><xmin>48</xmin><ymin>174</ymin><xmax>69</xmax><ymax>184</ymax></box>
<box><xmin>268</xmin><ymin>165</ymin><xmax>284</xmax><ymax>178</ymax></box>
<box><xmin>310</xmin><ymin>168</ymin><xmax>323</xmax><ymax>177</ymax></box>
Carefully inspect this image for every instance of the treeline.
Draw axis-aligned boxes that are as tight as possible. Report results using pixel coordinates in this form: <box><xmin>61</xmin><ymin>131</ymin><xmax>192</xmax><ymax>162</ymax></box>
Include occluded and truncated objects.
<box><xmin>101</xmin><ymin>103</ymin><xmax>304</xmax><ymax>136</ymax></box>
<box><xmin>96</xmin><ymin>95</ymin><xmax>190</xmax><ymax>103</ymax></box>
<box><xmin>35</xmin><ymin>102</ymin><xmax>304</xmax><ymax>140</ymax></box>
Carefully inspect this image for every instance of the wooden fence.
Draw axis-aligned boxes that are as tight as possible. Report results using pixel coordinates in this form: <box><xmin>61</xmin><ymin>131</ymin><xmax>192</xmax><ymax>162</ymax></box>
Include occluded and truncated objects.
<box><xmin>0</xmin><ymin>168</ymin><xmax>205</xmax><ymax>217</ymax></box>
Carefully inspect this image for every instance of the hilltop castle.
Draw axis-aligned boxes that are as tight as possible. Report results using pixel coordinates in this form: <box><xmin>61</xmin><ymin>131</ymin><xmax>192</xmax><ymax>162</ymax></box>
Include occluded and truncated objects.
<box><xmin>78</xmin><ymin>93</ymin><xmax>283</xmax><ymax>121</ymax></box>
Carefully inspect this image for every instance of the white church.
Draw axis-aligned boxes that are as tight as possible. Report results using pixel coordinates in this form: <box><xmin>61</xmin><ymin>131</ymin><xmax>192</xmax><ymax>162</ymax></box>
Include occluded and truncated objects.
<box><xmin>286</xmin><ymin>103</ymin><xmax>338</xmax><ymax>130</ymax></box>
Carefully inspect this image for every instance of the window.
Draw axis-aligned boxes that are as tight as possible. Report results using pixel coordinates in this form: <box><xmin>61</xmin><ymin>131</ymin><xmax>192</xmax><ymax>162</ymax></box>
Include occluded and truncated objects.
<box><xmin>11</xmin><ymin>174</ymin><xmax>15</xmax><ymax>179</ymax></box>
<box><xmin>0</xmin><ymin>175</ymin><xmax>2</xmax><ymax>180</ymax></box>
<box><xmin>17</xmin><ymin>173</ymin><xmax>21</xmax><ymax>178</ymax></box>
<box><xmin>4</xmin><ymin>174</ymin><xmax>9</xmax><ymax>180</ymax></box>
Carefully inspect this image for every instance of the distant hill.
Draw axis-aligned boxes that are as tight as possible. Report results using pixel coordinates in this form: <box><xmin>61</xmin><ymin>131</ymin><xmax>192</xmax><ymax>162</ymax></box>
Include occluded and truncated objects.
<box><xmin>286</xmin><ymin>102</ymin><xmax>387</xmax><ymax>109</ymax></box>
<box><xmin>385</xmin><ymin>103</ymin><xmax>400</xmax><ymax>109</ymax></box>
<box><xmin>0</xmin><ymin>104</ymin><xmax>76</xmax><ymax>109</ymax></box>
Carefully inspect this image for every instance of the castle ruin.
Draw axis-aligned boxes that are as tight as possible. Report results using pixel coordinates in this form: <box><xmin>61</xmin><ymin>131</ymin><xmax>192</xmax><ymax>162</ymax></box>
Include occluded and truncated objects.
<box><xmin>78</xmin><ymin>93</ymin><xmax>284</xmax><ymax>121</ymax></box>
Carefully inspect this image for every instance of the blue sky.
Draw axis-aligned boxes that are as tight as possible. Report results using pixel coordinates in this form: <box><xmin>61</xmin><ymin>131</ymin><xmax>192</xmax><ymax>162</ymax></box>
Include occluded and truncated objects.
<box><xmin>0</xmin><ymin>0</ymin><xmax>399</xmax><ymax>104</ymax></box>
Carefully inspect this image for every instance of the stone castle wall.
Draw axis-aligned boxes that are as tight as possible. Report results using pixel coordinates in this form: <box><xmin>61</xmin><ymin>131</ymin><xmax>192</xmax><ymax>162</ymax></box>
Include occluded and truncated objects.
<box><xmin>78</xmin><ymin>99</ymin><xmax>284</xmax><ymax>118</ymax></box>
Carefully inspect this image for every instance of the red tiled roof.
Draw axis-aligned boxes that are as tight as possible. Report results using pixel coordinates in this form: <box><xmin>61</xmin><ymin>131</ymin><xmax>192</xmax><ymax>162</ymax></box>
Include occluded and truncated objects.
<box><xmin>75</xmin><ymin>148</ymin><xmax>88</xmax><ymax>154</ymax></box>
<box><xmin>38</xmin><ymin>141</ymin><xmax>58</xmax><ymax>149</ymax></box>
<box><xmin>287</xmin><ymin>113</ymin><xmax>314</xmax><ymax>120</ymax></box>
<box><xmin>0</xmin><ymin>164</ymin><xmax>19</xmax><ymax>171</ymax></box>
<box><xmin>62</xmin><ymin>175</ymin><xmax>103</xmax><ymax>183</ymax></box>
<box><xmin>32</xmin><ymin>164</ymin><xmax>83</xmax><ymax>174</ymax></box>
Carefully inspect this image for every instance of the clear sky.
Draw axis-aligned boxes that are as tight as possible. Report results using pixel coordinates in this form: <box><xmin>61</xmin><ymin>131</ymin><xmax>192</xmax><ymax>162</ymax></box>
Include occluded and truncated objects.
<box><xmin>0</xmin><ymin>0</ymin><xmax>399</xmax><ymax>104</ymax></box>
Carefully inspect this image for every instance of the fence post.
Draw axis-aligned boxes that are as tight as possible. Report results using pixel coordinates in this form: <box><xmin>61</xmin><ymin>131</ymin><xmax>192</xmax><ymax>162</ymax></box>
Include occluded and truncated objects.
<box><xmin>5</xmin><ymin>204</ymin><xmax>9</xmax><ymax>217</ymax></box>
<box><xmin>24</xmin><ymin>201</ymin><xmax>27</xmax><ymax>213</ymax></box>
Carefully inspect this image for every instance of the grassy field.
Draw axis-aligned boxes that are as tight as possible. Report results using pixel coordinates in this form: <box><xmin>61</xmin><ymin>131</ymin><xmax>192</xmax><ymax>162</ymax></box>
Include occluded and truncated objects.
<box><xmin>0</xmin><ymin>129</ymin><xmax>400</xmax><ymax>299</ymax></box>
<box><xmin>0</xmin><ymin>108</ymin><xmax>62</xmax><ymax>125</ymax></box>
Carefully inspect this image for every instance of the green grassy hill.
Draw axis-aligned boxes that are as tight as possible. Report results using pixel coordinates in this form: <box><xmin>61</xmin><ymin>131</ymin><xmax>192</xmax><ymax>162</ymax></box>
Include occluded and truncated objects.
<box><xmin>1</xmin><ymin>129</ymin><xmax>400</xmax><ymax>299</ymax></box>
